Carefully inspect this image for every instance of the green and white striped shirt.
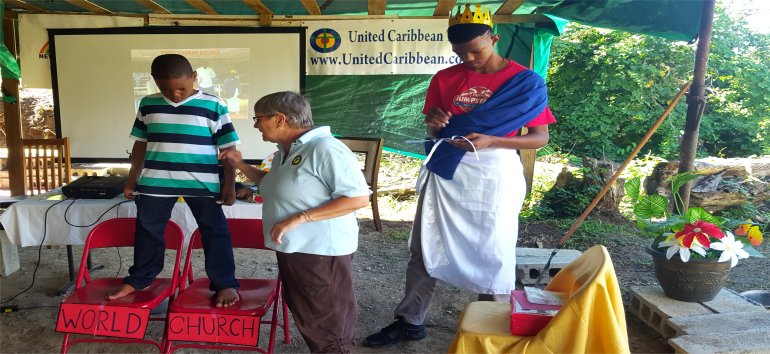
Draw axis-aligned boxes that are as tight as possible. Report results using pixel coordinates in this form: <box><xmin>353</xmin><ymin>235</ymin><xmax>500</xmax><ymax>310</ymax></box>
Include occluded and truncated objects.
<box><xmin>129</xmin><ymin>91</ymin><xmax>239</xmax><ymax>197</ymax></box>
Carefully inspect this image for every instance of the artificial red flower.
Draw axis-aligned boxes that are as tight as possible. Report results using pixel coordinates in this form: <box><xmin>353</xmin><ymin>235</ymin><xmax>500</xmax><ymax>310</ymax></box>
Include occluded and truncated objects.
<box><xmin>675</xmin><ymin>220</ymin><xmax>724</xmax><ymax>248</ymax></box>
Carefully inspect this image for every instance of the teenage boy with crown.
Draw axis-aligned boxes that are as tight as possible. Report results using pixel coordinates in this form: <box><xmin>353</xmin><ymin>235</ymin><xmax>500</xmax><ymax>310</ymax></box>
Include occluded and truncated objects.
<box><xmin>364</xmin><ymin>4</ymin><xmax>556</xmax><ymax>348</ymax></box>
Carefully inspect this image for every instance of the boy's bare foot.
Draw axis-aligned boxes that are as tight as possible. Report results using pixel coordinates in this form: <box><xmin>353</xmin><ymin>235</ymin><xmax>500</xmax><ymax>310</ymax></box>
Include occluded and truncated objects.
<box><xmin>213</xmin><ymin>288</ymin><xmax>239</xmax><ymax>307</ymax></box>
<box><xmin>105</xmin><ymin>284</ymin><xmax>137</xmax><ymax>300</ymax></box>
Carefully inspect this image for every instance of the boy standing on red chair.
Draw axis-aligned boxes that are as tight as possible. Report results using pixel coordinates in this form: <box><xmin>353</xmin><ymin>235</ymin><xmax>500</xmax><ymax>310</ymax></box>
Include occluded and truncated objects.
<box><xmin>107</xmin><ymin>54</ymin><xmax>240</xmax><ymax>307</ymax></box>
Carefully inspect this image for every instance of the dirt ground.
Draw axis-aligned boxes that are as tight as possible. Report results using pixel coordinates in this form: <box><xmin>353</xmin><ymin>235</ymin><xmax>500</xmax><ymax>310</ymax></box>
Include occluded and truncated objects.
<box><xmin>2</xmin><ymin>158</ymin><xmax>769</xmax><ymax>353</ymax></box>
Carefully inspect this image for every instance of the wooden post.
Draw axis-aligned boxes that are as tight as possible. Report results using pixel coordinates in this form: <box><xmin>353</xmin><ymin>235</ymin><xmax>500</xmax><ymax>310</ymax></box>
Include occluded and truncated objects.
<box><xmin>519</xmin><ymin>39</ymin><xmax>537</xmax><ymax>195</ymax></box>
<box><xmin>677</xmin><ymin>0</ymin><xmax>716</xmax><ymax>210</ymax></box>
<box><xmin>2</xmin><ymin>16</ymin><xmax>24</xmax><ymax>196</ymax></box>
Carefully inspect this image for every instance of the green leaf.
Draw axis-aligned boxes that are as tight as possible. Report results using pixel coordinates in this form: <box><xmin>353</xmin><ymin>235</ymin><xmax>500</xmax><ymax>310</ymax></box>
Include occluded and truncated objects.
<box><xmin>636</xmin><ymin>218</ymin><xmax>652</xmax><ymax>230</ymax></box>
<box><xmin>633</xmin><ymin>194</ymin><xmax>668</xmax><ymax>219</ymax></box>
<box><xmin>670</xmin><ymin>172</ymin><xmax>703</xmax><ymax>194</ymax></box>
<box><xmin>722</xmin><ymin>219</ymin><xmax>745</xmax><ymax>229</ymax></box>
<box><xmin>685</xmin><ymin>207</ymin><xmax>722</xmax><ymax>225</ymax></box>
<box><xmin>669</xmin><ymin>172</ymin><xmax>703</xmax><ymax>213</ymax></box>
<box><xmin>625</xmin><ymin>177</ymin><xmax>641</xmax><ymax>202</ymax></box>
<box><xmin>738</xmin><ymin>241</ymin><xmax>766</xmax><ymax>258</ymax></box>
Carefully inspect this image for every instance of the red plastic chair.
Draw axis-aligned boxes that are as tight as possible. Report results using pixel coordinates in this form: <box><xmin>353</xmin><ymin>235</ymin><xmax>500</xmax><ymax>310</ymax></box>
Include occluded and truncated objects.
<box><xmin>57</xmin><ymin>218</ymin><xmax>185</xmax><ymax>353</ymax></box>
<box><xmin>163</xmin><ymin>218</ymin><xmax>290</xmax><ymax>354</ymax></box>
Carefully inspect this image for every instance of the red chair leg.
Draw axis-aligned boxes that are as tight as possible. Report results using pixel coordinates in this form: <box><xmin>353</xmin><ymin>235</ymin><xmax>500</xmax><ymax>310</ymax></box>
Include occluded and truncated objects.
<box><xmin>282</xmin><ymin>297</ymin><xmax>290</xmax><ymax>344</ymax></box>
<box><xmin>267</xmin><ymin>283</ymin><xmax>281</xmax><ymax>353</ymax></box>
<box><xmin>163</xmin><ymin>340</ymin><xmax>172</xmax><ymax>354</ymax></box>
<box><xmin>61</xmin><ymin>333</ymin><xmax>70</xmax><ymax>354</ymax></box>
<box><xmin>161</xmin><ymin>315</ymin><xmax>172</xmax><ymax>354</ymax></box>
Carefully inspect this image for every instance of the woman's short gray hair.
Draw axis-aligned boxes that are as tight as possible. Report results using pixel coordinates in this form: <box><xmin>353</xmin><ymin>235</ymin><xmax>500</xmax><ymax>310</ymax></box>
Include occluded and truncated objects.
<box><xmin>253</xmin><ymin>91</ymin><xmax>313</xmax><ymax>129</ymax></box>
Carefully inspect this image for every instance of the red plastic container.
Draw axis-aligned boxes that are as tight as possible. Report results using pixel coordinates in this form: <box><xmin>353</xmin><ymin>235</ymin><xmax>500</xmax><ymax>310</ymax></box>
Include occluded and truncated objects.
<box><xmin>509</xmin><ymin>291</ymin><xmax>557</xmax><ymax>336</ymax></box>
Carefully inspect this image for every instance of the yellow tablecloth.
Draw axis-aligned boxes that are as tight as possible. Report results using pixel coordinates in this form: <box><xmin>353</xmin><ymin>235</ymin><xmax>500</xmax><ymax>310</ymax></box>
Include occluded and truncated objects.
<box><xmin>449</xmin><ymin>245</ymin><xmax>630</xmax><ymax>354</ymax></box>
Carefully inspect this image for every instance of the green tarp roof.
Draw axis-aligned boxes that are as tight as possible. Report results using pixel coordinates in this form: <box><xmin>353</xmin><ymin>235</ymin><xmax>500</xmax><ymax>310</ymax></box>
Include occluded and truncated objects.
<box><xmin>4</xmin><ymin>1</ymin><xmax>703</xmax><ymax>41</ymax></box>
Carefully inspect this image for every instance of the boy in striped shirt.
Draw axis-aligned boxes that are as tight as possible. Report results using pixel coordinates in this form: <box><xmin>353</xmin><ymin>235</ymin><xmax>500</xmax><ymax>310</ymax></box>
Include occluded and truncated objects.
<box><xmin>106</xmin><ymin>54</ymin><xmax>240</xmax><ymax>307</ymax></box>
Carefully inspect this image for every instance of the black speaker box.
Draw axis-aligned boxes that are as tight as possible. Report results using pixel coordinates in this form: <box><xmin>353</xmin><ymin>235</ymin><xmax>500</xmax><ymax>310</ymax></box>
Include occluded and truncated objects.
<box><xmin>62</xmin><ymin>176</ymin><xmax>127</xmax><ymax>199</ymax></box>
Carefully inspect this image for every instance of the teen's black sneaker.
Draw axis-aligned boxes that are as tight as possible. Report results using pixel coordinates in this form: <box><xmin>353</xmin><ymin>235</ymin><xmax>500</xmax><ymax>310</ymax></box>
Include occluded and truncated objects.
<box><xmin>363</xmin><ymin>319</ymin><xmax>427</xmax><ymax>348</ymax></box>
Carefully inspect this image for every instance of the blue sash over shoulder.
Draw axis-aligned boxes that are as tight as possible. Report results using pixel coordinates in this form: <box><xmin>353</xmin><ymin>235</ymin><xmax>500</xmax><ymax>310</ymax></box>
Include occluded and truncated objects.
<box><xmin>424</xmin><ymin>69</ymin><xmax>548</xmax><ymax>180</ymax></box>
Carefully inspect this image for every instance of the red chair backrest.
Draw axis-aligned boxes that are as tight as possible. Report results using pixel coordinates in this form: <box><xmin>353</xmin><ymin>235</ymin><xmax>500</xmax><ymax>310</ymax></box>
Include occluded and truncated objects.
<box><xmin>84</xmin><ymin>217</ymin><xmax>184</xmax><ymax>250</ymax></box>
<box><xmin>188</xmin><ymin>219</ymin><xmax>266</xmax><ymax>250</ymax></box>
<box><xmin>75</xmin><ymin>218</ymin><xmax>184</xmax><ymax>289</ymax></box>
<box><xmin>182</xmin><ymin>219</ymin><xmax>266</xmax><ymax>286</ymax></box>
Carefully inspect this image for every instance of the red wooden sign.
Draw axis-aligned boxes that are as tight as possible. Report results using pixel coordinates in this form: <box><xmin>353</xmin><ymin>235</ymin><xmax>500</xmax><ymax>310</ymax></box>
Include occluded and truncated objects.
<box><xmin>167</xmin><ymin>313</ymin><xmax>259</xmax><ymax>346</ymax></box>
<box><xmin>56</xmin><ymin>304</ymin><xmax>150</xmax><ymax>339</ymax></box>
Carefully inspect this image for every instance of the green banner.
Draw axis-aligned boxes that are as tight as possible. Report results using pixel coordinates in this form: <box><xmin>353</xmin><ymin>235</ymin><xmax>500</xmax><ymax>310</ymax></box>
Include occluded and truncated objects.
<box><xmin>1</xmin><ymin>7</ymin><xmax>21</xmax><ymax>103</ymax></box>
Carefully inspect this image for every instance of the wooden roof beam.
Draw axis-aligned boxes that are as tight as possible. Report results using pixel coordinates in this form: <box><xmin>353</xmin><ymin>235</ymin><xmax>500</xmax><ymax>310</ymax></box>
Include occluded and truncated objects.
<box><xmin>242</xmin><ymin>0</ymin><xmax>272</xmax><ymax>14</ymax></box>
<box><xmin>434</xmin><ymin>0</ymin><xmax>457</xmax><ymax>17</ymax></box>
<box><xmin>299</xmin><ymin>0</ymin><xmax>321</xmax><ymax>15</ymax></box>
<box><xmin>135</xmin><ymin>0</ymin><xmax>171</xmax><ymax>14</ymax></box>
<box><xmin>64</xmin><ymin>0</ymin><xmax>114</xmax><ymax>14</ymax></box>
<box><xmin>319</xmin><ymin>0</ymin><xmax>335</xmax><ymax>12</ymax></box>
<box><xmin>185</xmin><ymin>0</ymin><xmax>218</xmax><ymax>15</ymax></box>
<box><xmin>5</xmin><ymin>0</ymin><xmax>46</xmax><ymax>12</ymax></box>
<box><xmin>368</xmin><ymin>0</ymin><xmax>386</xmax><ymax>16</ymax></box>
<box><xmin>495</xmin><ymin>0</ymin><xmax>526</xmax><ymax>15</ymax></box>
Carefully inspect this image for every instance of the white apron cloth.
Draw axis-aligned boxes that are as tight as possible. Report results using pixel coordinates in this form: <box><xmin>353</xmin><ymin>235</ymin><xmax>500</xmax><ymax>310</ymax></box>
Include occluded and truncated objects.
<box><xmin>415</xmin><ymin>147</ymin><xmax>525</xmax><ymax>294</ymax></box>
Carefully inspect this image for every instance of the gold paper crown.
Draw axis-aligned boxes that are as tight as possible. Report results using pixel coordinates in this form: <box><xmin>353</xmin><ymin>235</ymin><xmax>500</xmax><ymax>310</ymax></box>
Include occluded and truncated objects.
<box><xmin>448</xmin><ymin>4</ymin><xmax>493</xmax><ymax>28</ymax></box>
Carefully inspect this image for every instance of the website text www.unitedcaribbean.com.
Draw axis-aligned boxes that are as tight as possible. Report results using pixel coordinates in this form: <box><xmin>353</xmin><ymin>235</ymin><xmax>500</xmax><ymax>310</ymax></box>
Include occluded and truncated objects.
<box><xmin>309</xmin><ymin>52</ymin><xmax>462</xmax><ymax>66</ymax></box>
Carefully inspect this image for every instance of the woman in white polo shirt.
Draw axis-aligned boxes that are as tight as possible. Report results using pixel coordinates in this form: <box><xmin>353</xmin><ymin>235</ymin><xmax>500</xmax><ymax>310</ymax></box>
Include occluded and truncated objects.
<box><xmin>219</xmin><ymin>91</ymin><xmax>369</xmax><ymax>353</ymax></box>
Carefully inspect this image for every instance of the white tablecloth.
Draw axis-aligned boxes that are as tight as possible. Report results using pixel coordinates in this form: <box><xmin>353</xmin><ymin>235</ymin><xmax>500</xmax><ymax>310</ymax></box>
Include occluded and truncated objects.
<box><xmin>0</xmin><ymin>190</ymin><xmax>263</xmax><ymax>247</ymax></box>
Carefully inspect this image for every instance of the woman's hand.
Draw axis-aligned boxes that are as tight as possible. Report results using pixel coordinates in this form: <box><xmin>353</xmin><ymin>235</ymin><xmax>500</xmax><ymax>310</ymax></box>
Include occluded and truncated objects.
<box><xmin>269</xmin><ymin>214</ymin><xmax>303</xmax><ymax>244</ymax></box>
<box><xmin>447</xmin><ymin>133</ymin><xmax>497</xmax><ymax>151</ymax></box>
<box><xmin>236</xmin><ymin>187</ymin><xmax>254</xmax><ymax>200</ymax></box>
<box><xmin>218</xmin><ymin>149</ymin><xmax>243</xmax><ymax>168</ymax></box>
<box><xmin>269</xmin><ymin>196</ymin><xmax>369</xmax><ymax>244</ymax></box>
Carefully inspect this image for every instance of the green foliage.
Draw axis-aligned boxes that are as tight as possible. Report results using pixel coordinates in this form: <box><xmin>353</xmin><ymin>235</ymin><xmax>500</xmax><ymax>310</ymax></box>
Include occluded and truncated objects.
<box><xmin>626</xmin><ymin>170</ymin><xmax>765</xmax><ymax>259</ymax></box>
<box><xmin>632</xmin><ymin>194</ymin><xmax>668</xmax><ymax>220</ymax></box>
<box><xmin>528</xmin><ymin>159</ymin><xmax>621</xmax><ymax>221</ymax></box>
<box><xmin>670</xmin><ymin>172</ymin><xmax>703</xmax><ymax>214</ymax></box>
<box><xmin>380</xmin><ymin>193</ymin><xmax>417</xmax><ymax>213</ymax></box>
<box><xmin>624</xmin><ymin>177</ymin><xmax>641</xmax><ymax>201</ymax></box>
<box><xmin>624</xmin><ymin>176</ymin><xmax>671</xmax><ymax>235</ymax></box>
<box><xmin>547</xmin><ymin>2</ymin><xmax>770</xmax><ymax>160</ymax></box>
<box><xmin>685</xmin><ymin>207</ymin><xmax>722</xmax><ymax>225</ymax></box>
<box><xmin>531</xmin><ymin>183</ymin><xmax>599</xmax><ymax>220</ymax></box>
<box><xmin>720</xmin><ymin>202</ymin><xmax>770</xmax><ymax>232</ymax></box>
<box><xmin>549</xmin><ymin>218</ymin><xmax>637</xmax><ymax>249</ymax></box>
<box><xmin>387</xmin><ymin>227</ymin><xmax>410</xmax><ymax>240</ymax></box>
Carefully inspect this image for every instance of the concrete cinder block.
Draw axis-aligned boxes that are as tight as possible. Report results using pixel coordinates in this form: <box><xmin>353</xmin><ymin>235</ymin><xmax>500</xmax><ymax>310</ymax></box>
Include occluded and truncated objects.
<box><xmin>631</xmin><ymin>286</ymin><xmax>716</xmax><ymax>317</ymax></box>
<box><xmin>668</xmin><ymin>328</ymin><xmax>770</xmax><ymax>354</ymax></box>
<box><xmin>702</xmin><ymin>288</ymin><xmax>769</xmax><ymax>314</ymax></box>
<box><xmin>515</xmin><ymin>248</ymin><xmax>581</xmax><ymax>285</ymax></box>
<box><xmin>630</xmin><ymin>285</ymin><xmax>770</xmax><ymax>343</ymax></box>
<box><xmin>0</xmin><ymin>229</ymin><xmax>20</xmax><ymax>276</ymax></box>
<box><xmin>629</xmin><ymin>286</ymin><xmax>715</xmax><ymax>338</ymax></box>
<box><xmin>667</xmin><ymin>311</ymin><xmax>770</xmax><ymax>336</ymax></box>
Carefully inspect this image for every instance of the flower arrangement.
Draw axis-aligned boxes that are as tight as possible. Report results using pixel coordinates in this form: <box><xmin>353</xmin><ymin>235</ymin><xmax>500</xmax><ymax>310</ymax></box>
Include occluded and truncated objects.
<box><xmin>626</xmin><ymin>171</ymin><xmax>765</xmax><ymax>267</ymax></box>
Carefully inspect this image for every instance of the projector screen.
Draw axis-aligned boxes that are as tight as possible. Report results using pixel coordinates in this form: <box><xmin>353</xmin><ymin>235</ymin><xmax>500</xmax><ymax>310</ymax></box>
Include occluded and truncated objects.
<box><xmin>49</xmin><ymin>27</ymin><xmax>305</xmax><ymax>162</ymax></box>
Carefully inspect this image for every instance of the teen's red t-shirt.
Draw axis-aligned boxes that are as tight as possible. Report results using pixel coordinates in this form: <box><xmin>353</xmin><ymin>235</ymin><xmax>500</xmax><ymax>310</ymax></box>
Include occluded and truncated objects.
<box><xmin>423</xmin><ymin>61</ymin><xmax>555</xmax><ymax>136</ymax></box>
